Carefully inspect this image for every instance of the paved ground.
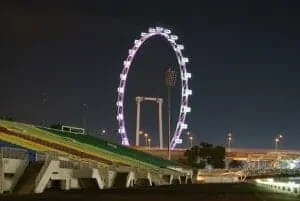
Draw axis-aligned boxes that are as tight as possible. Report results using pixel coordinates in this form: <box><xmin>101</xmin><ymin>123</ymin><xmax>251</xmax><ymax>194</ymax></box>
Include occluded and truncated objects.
<box><xmin>1</xmin><ymin>183</ymin><xmax>299</xmax><ymax>201</ymax></box>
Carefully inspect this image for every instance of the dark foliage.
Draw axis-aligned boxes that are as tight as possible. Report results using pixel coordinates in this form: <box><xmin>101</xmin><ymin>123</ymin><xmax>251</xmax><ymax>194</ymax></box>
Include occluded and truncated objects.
<box><xmin>184</xmin><ymin>142</ymin><xmax>226</xmax><ymax>169</ymax></box>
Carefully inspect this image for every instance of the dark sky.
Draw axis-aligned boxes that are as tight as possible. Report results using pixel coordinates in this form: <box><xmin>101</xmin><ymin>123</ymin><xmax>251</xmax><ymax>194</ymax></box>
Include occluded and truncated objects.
<box><xmin>1</xmin><ymin>1</ymin><xmax>300</xmax><ymax>149</ymax></box>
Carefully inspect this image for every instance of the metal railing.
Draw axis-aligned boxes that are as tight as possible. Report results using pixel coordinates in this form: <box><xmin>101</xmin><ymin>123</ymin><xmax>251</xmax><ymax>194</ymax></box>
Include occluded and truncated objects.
<box><xmin>1</xmin><ymin>147</ymin><xmax>28</xmax><ymax>160</ymax></box>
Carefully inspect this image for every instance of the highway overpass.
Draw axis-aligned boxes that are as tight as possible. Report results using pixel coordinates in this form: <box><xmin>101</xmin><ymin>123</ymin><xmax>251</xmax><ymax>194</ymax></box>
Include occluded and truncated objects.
<box><xmin>134</xmin><ymin>147</ymin><xmax>300</xmax><ymax>161</ymax></box>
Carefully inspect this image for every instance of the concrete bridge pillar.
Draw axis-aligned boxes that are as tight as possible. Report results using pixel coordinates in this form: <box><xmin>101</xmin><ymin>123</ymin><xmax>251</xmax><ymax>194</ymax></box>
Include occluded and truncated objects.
<box><xmin>134</xmin><ymin>171</ymin><xmax>152</xmax><ymax>186</ymax></box>
<box><xmin>73</xmin><ymin>167</ymin><xmax>105</xmax><ymax>190</ymax></box>
<box><xmin>180</xmin><ymin>176</ymin><xmax>187</xmax><ymax>184</ymax></box>
<box><xmin>186</xmin><ymin>176</ymin><xmax>193</xmax><ymax>184</ymax></box>
<box><xmin>112</xmin><ymin>171</ymin><xmax>135</xmax><ymax>188</ymax></box>
<box><xmin>171</xmin><ymin>175</ymin><xmax>181</xmax><ymax>185</ymax></box>
<box><xmin>97</xmin><ymin>168</ymin><xmax>116</xmax><ymax>189</ymax></box>
<box><xmin>61</xmin><ymin>179</ymin><xmax>71</xmax><ymax>191</ymax></box>
<box><xmin>162</xmin><ymin>174</ymin><xmax>173</xmax><ymax>184</ymax></box>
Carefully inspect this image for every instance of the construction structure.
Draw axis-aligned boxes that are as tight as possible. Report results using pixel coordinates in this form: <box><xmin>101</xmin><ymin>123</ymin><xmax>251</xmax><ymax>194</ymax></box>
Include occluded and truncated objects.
<box><xmin>135</xmin><ymin>96</ymin><xmax>163</xmax><ymax>149</ymax></box>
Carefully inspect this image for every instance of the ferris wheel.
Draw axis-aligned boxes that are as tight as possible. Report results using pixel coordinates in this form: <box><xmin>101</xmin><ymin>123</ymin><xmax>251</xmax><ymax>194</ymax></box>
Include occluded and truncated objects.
<box><xmin>116</xmin><ymin>26</ymin><xmax>192</xmax><ymax>150</ymax></box>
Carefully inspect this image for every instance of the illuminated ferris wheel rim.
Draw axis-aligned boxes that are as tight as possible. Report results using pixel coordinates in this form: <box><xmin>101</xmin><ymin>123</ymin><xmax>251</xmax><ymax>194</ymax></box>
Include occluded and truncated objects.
<box><xmin>116</xmin><ymin>26</ymin><xmax>192</xmax><ymax>150</ymax></box>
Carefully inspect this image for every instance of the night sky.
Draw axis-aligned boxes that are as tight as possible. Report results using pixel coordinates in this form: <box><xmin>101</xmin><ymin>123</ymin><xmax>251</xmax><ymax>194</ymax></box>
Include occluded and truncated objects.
<box><xmin>1</xmin><ymin>1</ymin><xmax>300</xmax><ymax>149</ymax></box>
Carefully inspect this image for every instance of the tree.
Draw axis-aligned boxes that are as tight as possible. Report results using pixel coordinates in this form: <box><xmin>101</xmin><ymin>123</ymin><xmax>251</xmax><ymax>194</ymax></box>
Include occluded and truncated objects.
<box><xmin>184</xmin><ymin>142</ymin><xmax>226</xmax><ymax>169</ymax></box>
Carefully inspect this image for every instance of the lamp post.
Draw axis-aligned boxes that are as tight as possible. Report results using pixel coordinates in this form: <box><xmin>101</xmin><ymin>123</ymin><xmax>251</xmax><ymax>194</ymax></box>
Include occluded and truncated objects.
<box><xmin>82</xmin><ymin>104</ymin><xmax>88</xmax><ymax>132</ymax></box>
<box><xmin>188</xmin><ymin>136</ymin><xmax>193</xmax><ymax>148</ymax></box>
<box><xmin>165</xmin><ymin>67</ymin><xmax>177</xmax><ymax>160</ymax></box>
<box><xmin>144</xmin><ymin>133</ymin><xmax>149</xmax><ymax>145</ymax></box>
<box><xmin>147</xmin><ymin>138</ymin><xmax>152</xmax><ymax>148</ymax></box>
<box><xmin>41</xmin><ymin>92</ymin><xmax>48</xmax><ymax>126</ymax></box>
<box><xmin>227</xmin><ymin>131</ymin><xmax>233</xmax><ymax>149</ymax></box>
<box><xmin>139</xmin><ymin>131</ymin><xmax>150</xmax><ymax>147</ymax></box>
<box><xmin>275</xmin><ymin>133</ymin><xmax>283</xmax><ymax>151</ymax></box>
<box><xmin>186</xmin><ymin>131</ymin><xmax>193</xmax><ymax>148</ymax></box>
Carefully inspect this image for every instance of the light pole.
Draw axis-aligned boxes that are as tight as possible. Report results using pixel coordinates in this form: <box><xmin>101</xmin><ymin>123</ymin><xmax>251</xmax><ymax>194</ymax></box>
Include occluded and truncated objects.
<box><xmin>144</xmin><ymin>133</ymin><xmax>149</xmax><ymax>145</ymax></box>
<box><xmin>139</xmin><ymin>131</ymin><xmax>150</xmax><ymax>147</ymax></box>
<box><xmin>165</xmin><ymin>67</ymin><xmax>177</xmax><ymax>160</ymax></box>
<box><xmin>186</xmin><ymin>131</ymin><xmax>193</xmax><ymax>148</ymax></box>
<box><xmin>147</xmin><ymin>138</ymin><xmax>152</xmax><ymax>148</ymax></box>
<box><xmin>41</xmin><ymin>92</ymin><xmax>48</xmax><ymax>126</ymax></box>
<box><xmin>227</xmin><ymin>131</ymin><xmax>233</xmax><ymax>149</ymax></box>
<box><xmin>82</xmin><ymin>104</ymin><xmax>88</xmax><ymax>132</ymax></box>
<box><xmin>188</xmin><ymin>136</ymin><xmax>193</xmax><ymax>148</ymax></box>
<box><xmin>275</xmin><ymin>133</ymin><xmax>283</xmax><ymax>151</ymax></box>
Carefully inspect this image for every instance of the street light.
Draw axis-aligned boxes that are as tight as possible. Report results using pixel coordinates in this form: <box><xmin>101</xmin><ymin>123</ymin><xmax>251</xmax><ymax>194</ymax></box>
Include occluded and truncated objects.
<box><xmin>41</xmin><ymin>92</ymin><xmax>48</xmax><ymax>126</ymax></box>
<box><xmin>144</xmin><ymin>133</ymin><xmax>149</xmax><ymax>145</ymax></box>
<box><xmin>275</xmin><ymin>133</ymin><xmax>283</xmax><ymax>151</ymax></box>
<box><xmin>147</xmin><ymin>138</ymin><xmax>152</xmax><ymax>148</ymax></box>
<box><xmin>186</xmin><ymin>131</ymin><xmax>193</xmax><ymax>148</ymax></box>
<box><xmin>188</xmin><ymin>136</ymin><xmax>193</xmax><ymax>148</ymax></box>
<box><xmin>81</xmin><ymin>103</ymin><xmax>88</xmax><ymax>131</ymax></box>
<box><xmin>165</xmin><ymin>67</ymin><xmax>177</xmax><ymax>160</ymax></box>
<box><xmin>139</xmin><ymin>131</ymin><xmax>150</xmax><ymax>147</ymax></box>
<box><xmin>227</xmin><ymin>131</ymin><xmax>233</xmax><ymax>149</ymax></box>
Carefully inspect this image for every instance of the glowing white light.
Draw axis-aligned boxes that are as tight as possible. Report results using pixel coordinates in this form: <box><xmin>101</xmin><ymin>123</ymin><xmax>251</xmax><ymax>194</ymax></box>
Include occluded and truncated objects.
<box><xmin>116</xmin><ymin>101</ymin><xmax>123</xmax><ymax>107</ymax></box>
<box><xmin>122</xmin><ymin>138</ymin><xmax>129</xmax><ymax>145</ymax></box>
<box><xmin>118</xmin><ymin>87</ymin><xmax>124</xmax><ymax>94</ymax></box>
<box><xmin>156</xmin><ymin>27</ymin><xmax>163</xmax><ymax>32</ymax></box>
<box><xmin>118</xmin><ymin>127</ymin><xmax>125</xmax><ymax>133</ymax></box>
<box><xmin>169</xmin><ymin>39</ymin><xmax>175</xmax><ymax>44</ymax></box>
<box><xmin>175</xmin><ymin>138</ymin><xmax>183</xmax><ymax>144</ymax></box>
<box><xmin>255</xmin><ymin>178</ymin><xmax>300</xmax><ymax>189</ymax></box>
<box><xmin>120</xmin><ymin>73</ymin><xmax>127</xmax><ymax>80</ymax></box>
<box><xmin>148</xmin><ymin>28</ymin><xmax>156</xmax><ymax>33</ymax></box>
<box><xmin>182</xmin><ymin>89</ymin><xmax>192</xmax><ymax>96</ymax></box>
<box><xmin>182</xmin><ymin>72</ymin><xmax>192</xmax><ymax>80</ymax></box>
<box><xmin>141</xmin><ymin>32</ymin><xmax>147</xmax><ymax>37</ymax></box>
<box><xmin>182</xmin><ymin>57</ymin><xmax>189</xmax><ymax>63</ymax></box>
<box><xmin>183</xmin><ymin>106</ymin><xmax>191</xmax><ymax>113</ymax></box>
<box><xmin>186</xmin><ymin>72</ymin><xmax>191</xmax><ymax>79</ymax></box>
<box><xmin>117</xmin><ymin>113</ymin><xmax>123</xmax><ymax>120</ymax></box>
<box><xmin>170</xmin><ymin>35</ymin><xmax>178</xmax><ymax>41</ymax></box>
<box><xmin>164</xmin><ymin>29</ymin><xmax>171</xmax><ymax>34</ymax></box>
<box><xmin>123</xmin><ymin>61</ymin><xmax>130</xmax><ymax>68</ymax></box>
<box><xmin>128</xmin><ymin>49</ymin><xmax>135</xmax><ymax>56</ymax></box>
<box><xmin>181</xmin><ymin>123</ymin><xmax>188</xmax><ymax>129</ymax></box>
<box><xmin>134</xmin><ymin>39</ymin><xmax>142</xmax><ymax>46</ymax></box>
<box><xmin>177</xmin><ymin>44</ymin><xmax>184</xmax><ymax>50</ymax></box>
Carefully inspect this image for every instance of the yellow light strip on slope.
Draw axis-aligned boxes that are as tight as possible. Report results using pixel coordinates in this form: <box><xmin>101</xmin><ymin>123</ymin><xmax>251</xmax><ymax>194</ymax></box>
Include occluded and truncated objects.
<box><xmin>0</xmin><ymin>121</ymin><xmax>155</xmax><ymax>169</ymax></box>
<box><xmin>0</xmin><ymin>131</ymin><xmax>108</xmax><ymax>168</ymax></box>
<box><xmin>0</xmin><ymin>121</ymin><xmax>159</xmax><ymax>170</ymax></box>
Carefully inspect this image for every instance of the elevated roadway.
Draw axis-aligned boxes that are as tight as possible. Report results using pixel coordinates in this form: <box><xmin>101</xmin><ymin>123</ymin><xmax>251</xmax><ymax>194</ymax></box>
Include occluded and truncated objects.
<box><xmin>134</xmin><ymin>147</ymin><xmax>300</xmax><ymax>161</ymax></box>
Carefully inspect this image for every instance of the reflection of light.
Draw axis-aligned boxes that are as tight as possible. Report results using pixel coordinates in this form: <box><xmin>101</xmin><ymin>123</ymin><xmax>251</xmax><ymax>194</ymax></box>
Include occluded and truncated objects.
<box><xmin>255</xmin><ymin>178</ymin><xmax>300</xmax><ymax>189</ymax></box>
<box><xmin>197</xmin><ymin>176</ymin><xmax>204</xmax><ymax>182</ymax></box>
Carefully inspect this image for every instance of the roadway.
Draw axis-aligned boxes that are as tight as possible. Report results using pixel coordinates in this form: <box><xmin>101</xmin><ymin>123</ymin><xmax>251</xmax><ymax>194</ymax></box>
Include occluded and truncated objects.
<box><xmin>134</xmin><ymin>147</ymin><xmax>300</xmax><ymax>161</ymax></box>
